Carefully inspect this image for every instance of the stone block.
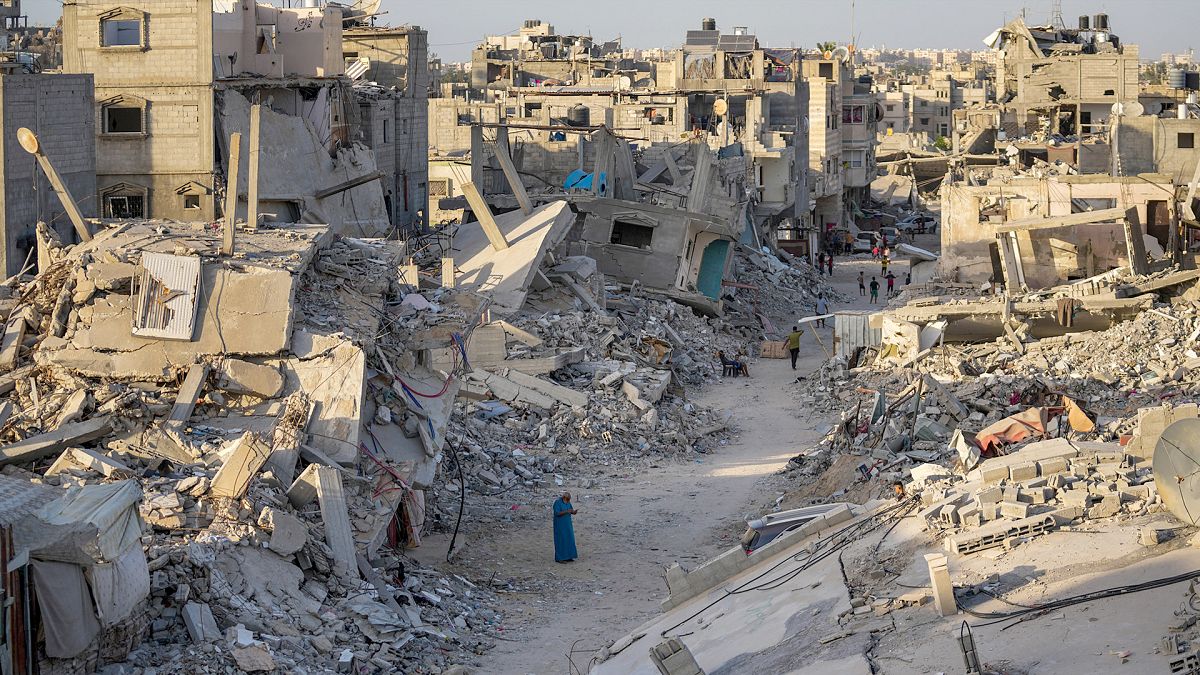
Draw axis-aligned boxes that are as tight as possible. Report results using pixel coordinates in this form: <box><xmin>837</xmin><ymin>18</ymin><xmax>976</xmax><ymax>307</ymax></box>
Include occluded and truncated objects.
<box><xmin>182</xmin><ymin>602</ymin><xmax>220</xmax><ymax>643</ymax></box>
<box><xmin>259</xmin><ymin>507</ymin><xmax>308</xmax><ymax>556</ymax></box>
<box><xmin>1087</xmin><ymin>494</ymin><xmax>1121</xmax><ymax>519</ymax></box>
<box><xmin>1140</xmin><ymin>527</ymin><xmax>1166</xmax><ymax>546</ymax></box>
<box><xmin>218</xmin><ymin>359</ymin><xmax>284</xmax><ymax>398</ymax></box>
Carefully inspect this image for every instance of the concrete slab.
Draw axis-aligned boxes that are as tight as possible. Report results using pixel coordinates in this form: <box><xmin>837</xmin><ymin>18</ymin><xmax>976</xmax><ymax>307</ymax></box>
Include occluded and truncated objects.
<box><xmin>451</xmin><ymin>201</ymin><xmax>575</xmax><ymax>316</ymax></box>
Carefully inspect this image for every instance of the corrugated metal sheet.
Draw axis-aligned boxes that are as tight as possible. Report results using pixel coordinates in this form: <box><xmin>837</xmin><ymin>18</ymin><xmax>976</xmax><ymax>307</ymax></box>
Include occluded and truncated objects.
<box><xmin>834</xmin><ymin>311</ymin><xmax>880</xmax><ymax>360</ymax></box>
<box><xmin>131</xmin><ymin>253</ymin><xmax>202</xmax><ymax>341</ymax></box>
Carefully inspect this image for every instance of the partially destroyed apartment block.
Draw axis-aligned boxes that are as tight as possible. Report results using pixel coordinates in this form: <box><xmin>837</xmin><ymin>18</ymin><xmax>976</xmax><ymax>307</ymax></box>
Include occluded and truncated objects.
<box><xmin>61</xmin><ymin>0</ymin><xmax>393</xmax><ymax>235</ymax></box>
<box><xmin>0</xmin><ymin>72</ymin><xmax>96</xmax><ymax>276</ymax></box>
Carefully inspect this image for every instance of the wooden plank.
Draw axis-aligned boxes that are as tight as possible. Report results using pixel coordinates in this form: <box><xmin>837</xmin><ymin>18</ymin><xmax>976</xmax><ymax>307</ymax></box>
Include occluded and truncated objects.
<box><xmin>441</xmin><ymin>257</ymin><xmax>456</xmax><ymax>288</ymax></box>
<box><xmin>222</xmin><ymin>132</ymin><xmax>242</xmax><ymax>256</ymax></box>
<box><xmin>313</xmin><ymin>171</ymin><xmax>385</xmax><ymax>200</ymax></box>
<box><xmin>494</xmin><ymin>129</ymin><xmax>533</xmax><ymax>215</ymax></box>
<box><xmin>461</xmin><ymin>182</ymin><xmax>510</xmax><ymax>251</ymax></box>
<box><xmin>1123</xmin><ymin>207</ymin><xmax>1150</xmax><ymax>275</ymax></box>
<box><xmin>28</xmin><ymin>138</ymin><xmax>91</xmax><ymax>242</ymax></box>
<box><xmin>0</xmin><ymin>416</ymin><xmax>112</xmax><ymax>466</ymax></box>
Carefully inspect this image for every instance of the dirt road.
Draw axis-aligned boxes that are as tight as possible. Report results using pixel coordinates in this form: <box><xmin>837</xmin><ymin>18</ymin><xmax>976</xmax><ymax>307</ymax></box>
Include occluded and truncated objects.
<box><xmin>414</xmin><ymin>255</ymin><xmax>892</xmax><ymax>674</ymax></box>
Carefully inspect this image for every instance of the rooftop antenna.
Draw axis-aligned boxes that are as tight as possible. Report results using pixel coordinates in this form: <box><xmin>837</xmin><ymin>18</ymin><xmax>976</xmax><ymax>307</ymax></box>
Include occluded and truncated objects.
<box><xmin>1050</xmin><ymin>0</ymin><xmax>1064</xmax><ymax>28</ymax></box>
<box><xmin>849</xmin><ymin>0</ymin><xmax>855</xmax><ymax>64</ymax></box>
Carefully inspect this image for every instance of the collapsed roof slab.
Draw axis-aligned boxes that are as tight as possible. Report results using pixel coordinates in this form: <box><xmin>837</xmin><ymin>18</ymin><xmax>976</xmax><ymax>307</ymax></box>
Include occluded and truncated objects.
<box><xmin>450</xmin><ymin>200</ymin><xmax>575</xmax><ymax>316</ymax></box>
<box><xmin>36</xmin><ymin>222</ymin><xmax>329</xmax><ymax>380</ymax></box>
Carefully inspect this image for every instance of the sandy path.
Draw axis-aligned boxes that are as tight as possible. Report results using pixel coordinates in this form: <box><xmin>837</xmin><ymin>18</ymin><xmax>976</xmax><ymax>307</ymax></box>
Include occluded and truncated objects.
<box><xmin>413</xmin><ymin>254</ymin><xmax>888</xmax><ymax>674</ymax></box>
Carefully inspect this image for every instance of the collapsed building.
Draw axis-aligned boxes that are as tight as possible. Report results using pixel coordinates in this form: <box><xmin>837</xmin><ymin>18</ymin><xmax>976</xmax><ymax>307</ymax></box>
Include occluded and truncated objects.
<box><xmin>430</xmin><ymin>19</ymin><xmax>814</xmax><ymax>256</ymax></box>
<box><xmin>59</xmin><ymin>0</ymin><xmax>404</xmax><ymax>236</ymax></box>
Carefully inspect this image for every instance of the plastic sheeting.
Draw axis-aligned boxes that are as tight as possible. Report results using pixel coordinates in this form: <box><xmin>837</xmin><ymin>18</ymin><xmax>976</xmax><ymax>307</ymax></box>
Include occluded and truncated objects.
<box><xmin>31</xmin><ymin>560</ymin><xmax>101</xmax><ymax>658</ymax></box>
<box><xmin>975</xmin><ymin>408</ymin><xmax>1048</xmax><ymax>454</ymax></box>
<box><xmin>88</xmin><ymin>545</ymin><xmax>151</xmax><ymax>627</ymax></box>
<box><xmin>36</xmin><ymin>479</ymin><xmax>144</xmax><ymax>564</ymax></box>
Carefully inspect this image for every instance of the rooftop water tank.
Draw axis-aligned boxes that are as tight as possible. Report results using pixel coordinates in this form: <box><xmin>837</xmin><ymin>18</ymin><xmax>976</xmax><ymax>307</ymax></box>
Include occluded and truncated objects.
<box><xmin>1169</xmin><ymin>69</ymin><xmax>1188</xmax><ymax>89</ymax></box>
<box><xmin>701</xmin><ymin>17</ymin><xmax>716</xmax><ymax>31</ymax></box>
<box><xmin>1094</xmin><ymin>13</ymin><xmax>1109</xmax><ymax>31</ymax></box>
<box><xmin>566</xmin><ymin>104</ymin><xmax>590</xmax><ymax>127</ymax></box>
<box><xmin>1078</xmin><ymin>15</ymin><xmax>1089</xmax><ymax>30</ymax></box>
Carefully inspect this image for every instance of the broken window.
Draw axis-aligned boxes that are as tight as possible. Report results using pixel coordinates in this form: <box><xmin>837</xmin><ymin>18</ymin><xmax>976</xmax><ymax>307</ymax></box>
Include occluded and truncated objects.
<box><xmin>920</xmin><ymin>117</ymin><xmax>930</xmax><ymax>126</ymax></box>
<box><xmin>183</xmin><ymin>194</ymin><xmax>200</xmax><ymax>210</ymax></box>
<box><xmin>104</xmin><ymin>106</ymin><xmax>143</xmax><ymax>134</ymax></box>
<box><xmin>684</xmin><ymin>52</ymin><xmax>715</xmax><ymax>79</ymax></box>
<box><xmin>724</xmin><ymin>52</ymin><xmax>753</xmax><ymax>79</ymax></box>
<box><xmin>429</xmin><ymin>179</ymin><xmax>450</xmax><ymax>198</ymax></box>
<box><xmin>609</xmin><ymin>219</ymin><xmax>654</xmax><ymax>249</ymax></box>
<box><xmin>818</xmin><ymin>62</ymin><xmax>833</xmax><ymax>80</ymax></box>
<box><xmin>1180</xmin><ymin>133</ymin><xmax>1195</xmax><ymax>149</ymax></box>
<box><xmin>841</xmin><ymin>105</ymin><xmax>864</xmax><ymax>124</ymax></box>
<box><xmin>101</xmin><ymin>18</ymin><xmax>142</xmax><ymax>47</ymax></box>
<box><xmin>105</xmin><ymin>195</ymin><xmax>144</xmax><ymax>219</ymax></box>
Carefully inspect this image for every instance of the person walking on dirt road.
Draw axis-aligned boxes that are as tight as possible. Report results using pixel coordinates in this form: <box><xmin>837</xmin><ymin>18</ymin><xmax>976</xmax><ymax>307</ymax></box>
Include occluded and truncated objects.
<box><xmin>786</xmin><ymin>325</ymin><xmax>803</xmax><ymax>370</ymax></box>
<box><xmin>553</xmin><ymin>492</ymin><xmax>578</xmax><ymax>563</ymax></box>
<box><xmin>869</xmin><ymin>277</ymin><xmax>880</xmax><ymax>303</ymax></box>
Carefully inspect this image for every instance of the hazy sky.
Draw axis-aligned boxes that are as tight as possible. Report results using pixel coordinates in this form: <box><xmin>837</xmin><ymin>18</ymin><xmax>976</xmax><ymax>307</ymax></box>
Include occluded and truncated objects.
<box><xmin>28</xmin><ymin>0</ymin><xmax>1198</xmax><ymax>61</ymax></box>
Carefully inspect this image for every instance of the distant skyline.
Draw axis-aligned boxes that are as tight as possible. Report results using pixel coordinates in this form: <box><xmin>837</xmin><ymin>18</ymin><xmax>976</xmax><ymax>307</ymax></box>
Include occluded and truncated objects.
<box><xmin>26</xmin><ymin>0</ymin><xmax>1198</xmax><ymax>62</ymax></box>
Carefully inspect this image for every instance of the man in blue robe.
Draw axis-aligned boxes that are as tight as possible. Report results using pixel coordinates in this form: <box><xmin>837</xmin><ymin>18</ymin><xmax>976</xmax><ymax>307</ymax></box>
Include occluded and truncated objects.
<box><xmin>553</xmin><ymin>492</ymin><xmax>578</xmax><ymax>563</ymax></box>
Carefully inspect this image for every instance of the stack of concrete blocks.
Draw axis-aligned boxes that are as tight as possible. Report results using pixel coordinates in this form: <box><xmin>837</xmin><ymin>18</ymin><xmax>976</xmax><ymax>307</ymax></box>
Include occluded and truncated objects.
<box><xmin>1123</xmin><ymin>402</ymin><xmax>1199</xmax><ymax>460</ymax></box>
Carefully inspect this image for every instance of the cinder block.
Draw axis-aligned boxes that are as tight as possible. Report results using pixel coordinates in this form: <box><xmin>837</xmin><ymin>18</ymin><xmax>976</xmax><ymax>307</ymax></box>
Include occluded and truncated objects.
<box><xmin>981</xmin><ymin>464</ymin><xmax>1009</xmax><ymax>485</ymax></box>
<box><xmin>1037</xmin><ymin>457</ymin><xmax>1068</xmax><ymax>476</ymax></box>
<box><xmin>1009</xmin><ymin>461</ymin><xmax>1038</xmax><ymax>482</ymax></box>
<box><xmin>975</xmin><ymin>486</ymin><xmax>1002</xmax><ymax>507</ymax></box>
<box><xmin>1087</xmin><ymin>493</ymin><xmax>1121</xmax><ymax>519</ymax></box>
<box><xmin>1000</xmin><ymin>501</ymin><xmax>1030</xmax><ymax>519</ymax></box>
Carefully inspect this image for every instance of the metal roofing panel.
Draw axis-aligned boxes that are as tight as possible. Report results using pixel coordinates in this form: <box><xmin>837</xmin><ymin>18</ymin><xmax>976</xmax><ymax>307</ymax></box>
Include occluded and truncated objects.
<box><xmin>131</xmin><ymin>252</ymin><xmax>202</xmax><ymax>341</ymax></box>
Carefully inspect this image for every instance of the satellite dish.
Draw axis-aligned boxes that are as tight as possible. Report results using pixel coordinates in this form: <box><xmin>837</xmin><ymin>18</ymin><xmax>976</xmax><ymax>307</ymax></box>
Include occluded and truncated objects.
<box><xmin>1125</xmin><ymin>101</ymin><xmax>1145</xmax><ymax>117</ymax></box>
<box><xmin>1153</xmin><ymin>418</ymin><xmax>1200</xmax><ymax>524</ymax></box>
<box><xmin>713</xmin><ymin>98</ymin><xmax>728</xmax><ymax>116</ymax></box>
<box><xmin>617</xmin><ymin>75</ymin><xmax>631</xmax><ymax>91</ymax></box>
<box><xmin>17</xmin><ymin>127</ymin><xmax>39</xmax><ymax>155</ymax></box>
<box><xmin>832</xmin><ymin>46</ymin><xmax>850</xmax><ymax>62</ymax></box>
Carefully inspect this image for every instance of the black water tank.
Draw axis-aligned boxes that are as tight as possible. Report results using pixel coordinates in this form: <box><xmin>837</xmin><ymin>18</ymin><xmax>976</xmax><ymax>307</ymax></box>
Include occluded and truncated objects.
<box><xmin>1094</xmin><ymin>13</ymin><xmax>1109</xmax><ymax>30</ymax></box>
<box><xmin>1188</xmin><ymin>71</ymin><xmax>1200</xmax><ymax>91</ymax></box>
<box><xmin>1078</xmin><ymin>15</ymin><xmax>1089</xmax><ymax>30</ymax></box>
<box><xmin>702</xmin><ymin>17</ymin><xmax>716</xmax><ymax>31</ymax></box>
<box><xmin>566</xmin><ymin>104</ymin><xmax>590</xmax><ymax>127</ymax></box>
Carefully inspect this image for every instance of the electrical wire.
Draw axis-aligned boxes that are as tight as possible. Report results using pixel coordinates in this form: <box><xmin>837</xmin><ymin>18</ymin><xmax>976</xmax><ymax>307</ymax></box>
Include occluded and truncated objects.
<box><xmin>659</xmin><ymin>497</ymin><xmax>916</xmax><ymax>636</ymax></box>
<box><xmin>963</xmin><ymin>569</ymin><xmax>1200</xmax><ymax>629</ymax></box>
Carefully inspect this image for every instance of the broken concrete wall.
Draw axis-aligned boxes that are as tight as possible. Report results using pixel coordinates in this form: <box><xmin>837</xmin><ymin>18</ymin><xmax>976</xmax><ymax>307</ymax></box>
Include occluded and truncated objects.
<box><xmin>940</xmin><ymin>175</ymin><xmax>1174</xmax><ymax>286</ymax></box>
<box><xmin>217</xmin><ymin>89</ymin><xmax>390</xmax><ymax>237</ymax></box>
<box><xmin>212</xmin><ymin>4</ymin><xmax>344</xmax><ymax>78</ymax></box>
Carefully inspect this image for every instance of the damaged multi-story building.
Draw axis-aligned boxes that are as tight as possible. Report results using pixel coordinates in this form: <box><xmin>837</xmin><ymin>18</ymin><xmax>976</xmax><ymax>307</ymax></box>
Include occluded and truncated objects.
<box><xmin>60</xmin><ymin>0</ymin><xmax>394</xmax><ymax>235</ymax></box>
<box><xmin>428</xmin><ymin>19</ymin><xmax>817</xmax><ymax>306</ymax></box>
<box><xmin>344</xmin><ymin>21</ymin><xmax>431</xmax><ymax>232</ymax></box>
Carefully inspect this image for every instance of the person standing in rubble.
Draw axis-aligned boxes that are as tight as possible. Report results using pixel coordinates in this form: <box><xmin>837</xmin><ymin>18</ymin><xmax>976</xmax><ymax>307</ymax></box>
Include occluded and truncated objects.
<box><xmin>886</xmin><ymin>271</ymin><xmax>897</xmax><ymax>298</ymax></box>
<box><xmin>826</xmin><ymin>253</ymin><xmax>833</xmax><ymax>276</ymax></box>
<box><xmin>553</xmin><ymin>492</ymin><xmax>578</xmax><ymax>563</ymax></box>
<box><xmin>869</xmin><ymin>276</ymin><xmax>880</xmax><ymax>303</ymax></box>
<box><xmin>881</xmin><ymin>255</ymin><xmax>890</xmax><ymax>277</ymax></box>
<box><xmin>786</xmin><ymin>325</ymin><xmax>803</xmax><ymax>370</ymax></box>
<box><xmin>858</xmin><ymin>271</ymin><xmax>866</xmax><ymax>296</ymax></box>
<box><xmin>815</xmin><ymin>295</ymin><xmax>829</xmax><ymax>328</ymax></box>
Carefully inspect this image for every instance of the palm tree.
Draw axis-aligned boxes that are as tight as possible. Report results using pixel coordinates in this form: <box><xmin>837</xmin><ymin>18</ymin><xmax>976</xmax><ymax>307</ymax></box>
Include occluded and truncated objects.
<box><xmin>816</xmin><ymin>41</ymin><xmax>838</xmax><ymax>54</ymax></box>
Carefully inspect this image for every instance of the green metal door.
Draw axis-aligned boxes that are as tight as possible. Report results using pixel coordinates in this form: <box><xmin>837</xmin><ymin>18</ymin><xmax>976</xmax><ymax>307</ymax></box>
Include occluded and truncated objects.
<box><xmin>697</xmin><ymin>239</ymin><xmax>730</xmax><ymax>300</ymax></box>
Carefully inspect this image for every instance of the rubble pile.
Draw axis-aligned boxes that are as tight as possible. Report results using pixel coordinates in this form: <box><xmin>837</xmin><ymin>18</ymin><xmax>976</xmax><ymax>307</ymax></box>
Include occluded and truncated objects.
<box><xmin>0</xmin><ymin>222</ymin><xmax>505</xmax><ymax>674</ymax></box>
<box><xmin>725</xmin><ymin>247</ymin><xmax>851</xmax><ymax>335</ymax></box>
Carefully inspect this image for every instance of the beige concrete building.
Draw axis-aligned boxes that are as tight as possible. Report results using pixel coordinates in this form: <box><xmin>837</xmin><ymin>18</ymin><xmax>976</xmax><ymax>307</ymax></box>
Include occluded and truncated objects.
<box><xmin>62</xmin><ymin>0</ymin><xmax>389</xmax><ymax>234</ymax></box>
<box><xmin>0</xmin><ymin>73</ymin><xmax>96</xmax><ymax>275</ymax></box>
<box><xmin>345</xmin><ymin>25</ymin><xmax>430</xmax><ymax>231</ymax></box>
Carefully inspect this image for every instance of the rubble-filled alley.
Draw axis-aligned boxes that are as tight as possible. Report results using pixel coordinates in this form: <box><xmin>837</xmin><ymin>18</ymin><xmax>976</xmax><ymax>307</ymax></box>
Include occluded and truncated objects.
<box><xmin>11</xmin><ymin>1</ymin><xmax>1200</xmax><ymax>674</ymax></box>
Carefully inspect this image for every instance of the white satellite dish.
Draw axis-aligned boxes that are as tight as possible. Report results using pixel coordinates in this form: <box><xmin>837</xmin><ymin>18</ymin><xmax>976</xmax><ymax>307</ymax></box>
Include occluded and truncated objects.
<box><xmin>713</xmin><ymin>98</ymin><xmax>728</xmax><ymax>116</ymax></box>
